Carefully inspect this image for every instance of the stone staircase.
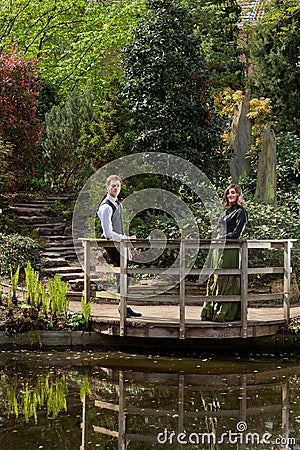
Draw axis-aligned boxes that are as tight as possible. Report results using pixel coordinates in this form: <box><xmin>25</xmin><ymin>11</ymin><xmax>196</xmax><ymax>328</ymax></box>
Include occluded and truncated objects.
<box><xmin>8</xmin><ymin>196</ymin><xmax>84</xmax><ymax>295</ymax></box>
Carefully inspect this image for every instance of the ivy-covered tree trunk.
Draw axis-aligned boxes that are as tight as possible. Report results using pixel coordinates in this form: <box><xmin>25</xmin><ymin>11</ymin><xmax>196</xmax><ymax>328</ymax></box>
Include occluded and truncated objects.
<box><xmin>121</xmin><ymin>0</ymin><xmax>222</xmax><ymax>171</ymax></box>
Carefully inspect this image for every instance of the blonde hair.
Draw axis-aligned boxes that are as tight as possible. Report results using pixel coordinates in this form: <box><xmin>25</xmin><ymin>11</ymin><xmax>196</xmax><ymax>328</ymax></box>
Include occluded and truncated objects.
<box><xmin>223</xmin><ymin>184</ymin><xmax>244</xmax><ymax>208</ymax></box>
<box><xmin>105</xmin><ymin>175</ymin><xmax>122</xmax><ymax>188</ymax></box>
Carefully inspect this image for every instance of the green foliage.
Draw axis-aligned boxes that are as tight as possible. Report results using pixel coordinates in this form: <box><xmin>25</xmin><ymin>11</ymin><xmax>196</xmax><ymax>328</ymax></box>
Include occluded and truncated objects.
<box><xmin>249</xmin><ymin>3</ymin><xmax>300</xmax><ymax>133</ymax></box>
<box><xmin>0</xmin><ymin>233</ymin><xmax>39</xmax><ymax>275</ymax></box>
<box><xmin>48</xmin><ymin>274</ymin><xmax>69</xmax><ymax>317</ymax></box>
<box><xmin>3</xmin><ymin>264</ymin><xmax>86</xmax><ymax>334</ymax></box>
<box><xmin>243</xmin><ymin>200</ymin><xmax>299</xmax><ymax>241</ymax></box>
<box><xmin>184</xmin><ymin>0</ymin><xmax>245</xmax><ymax>91</ymax></box>
<box><xmin>80</xmin><ymin>297</ymin><xmax>93</xmax><ymax>330</ymax></box>
<box><xmin>276</xmin><ymin>132</ymin><xmax>300</xmax><ymax>197</ymax></box>
<box><xmin>80</xmin><ymin>76</ymin><xmax>136</xmax><ymax>170</ymax></box>
<box><xmin>25</xmin><ymin>261</ymin><xmax>41</xmax><ymax>307</ymax></box>
<box><xmin>121</xmin><ymin>0</ymin><xmax>223</xmax><ymax>170</ymax></box>
<box><xmin>65</xmin><ymin>311</ymin><xmax>86</xmax><ymax>330</ymax></box>
<box><xmin>42</xmin><ymin>84</ymin><xmax>95</xmax><ymax>191</ymax></box>
<box><xmin>0</xmin><ymin>0</ymin><xmax>145</xmax><ymax>99</ymax></box>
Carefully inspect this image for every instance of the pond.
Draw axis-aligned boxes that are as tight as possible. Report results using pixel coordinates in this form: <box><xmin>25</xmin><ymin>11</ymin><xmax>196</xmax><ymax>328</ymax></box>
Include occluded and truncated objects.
<box><xmin>0</xmin><ymin>349</ymin><xmax>299</xmax><ymax>449</ymax></box>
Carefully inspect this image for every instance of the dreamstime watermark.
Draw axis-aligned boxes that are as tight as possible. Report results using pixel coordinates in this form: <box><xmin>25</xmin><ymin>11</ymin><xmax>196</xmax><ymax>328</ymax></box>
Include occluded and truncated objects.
<box><xmin>72</xmin><ymin>152</ymin><xmax>225</xmax><ymax>297</ymax></box>
<box><xmin>157</xmin><ymin>422</ymin><xmax>296</xmax><ymax>447</ymax></box>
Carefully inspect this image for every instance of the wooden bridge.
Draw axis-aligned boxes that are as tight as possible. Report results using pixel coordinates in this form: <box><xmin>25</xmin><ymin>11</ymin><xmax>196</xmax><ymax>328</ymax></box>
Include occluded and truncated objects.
<box><xmin>80</xmin><ymin>238</ymin><xmax>297</xmax><ymax>342</ymax></box>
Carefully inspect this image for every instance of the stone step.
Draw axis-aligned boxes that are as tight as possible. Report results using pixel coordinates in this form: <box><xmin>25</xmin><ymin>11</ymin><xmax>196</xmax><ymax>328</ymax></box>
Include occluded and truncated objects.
<box><xmin>18</xmin><ymin>215</ymin><xmax>63</xmax><ymax>224</ymax></box>
<box><xmin>9</xmin><ymin>206</ymin><xmax>44</xmax><ymax>216</ymax></box>
<box><xmin>43</xmin><ymin>246</ymin><xmax>79</xmax><ymax>252</ymax></box>
<box><xmin>59</xmin><ymin>272</ymin><xmax>85</xmax><ymax>281</ymax></box>
<box><xmin>40</xmin><ymin>257</ymin><xmax>69</xmax><ymax>268</ymax></box>
<box><xmin>45</xmin><ymin>265</ymin><xmax>83</xmax><ymax>274</ymax></box>
<box><xmin>41</xmin><ymin>249</ymin><xmax>77</xmax><ymax>258</ymax></box>
<box><xmin>46</xmin><ymin>196</ymin><xmax>70</xmax><ymax>202</ymax></box>
<box><xmin>8</xmin><ymin>196</ymin><xmax>82</xmax><ymax>283</ymax></box>
<box><xmin>44</xmin><ymin>267</ymin><xmax>84</xmax><ymax>281</ymax></box>
<box><xmin>27</xmin><ymin>222</ymin><xmax>66</xmax><ymax>231</ymax></box>
<box><xmin>13</xmin><ymin>201</ymin><xmax>54</xmax><ymax>208</ymax></box>
<box><xmin>44</xmin><ymin>236</ymin><xmax>74</xmax><ymax>247</ymax></box>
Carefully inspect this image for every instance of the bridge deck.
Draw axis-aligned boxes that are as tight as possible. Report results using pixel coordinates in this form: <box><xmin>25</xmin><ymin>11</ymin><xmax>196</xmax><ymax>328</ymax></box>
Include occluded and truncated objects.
<box><xmin>69</xmin><ymin>301</ymin><xmax>300</xmax><ymax>340</ymax></box>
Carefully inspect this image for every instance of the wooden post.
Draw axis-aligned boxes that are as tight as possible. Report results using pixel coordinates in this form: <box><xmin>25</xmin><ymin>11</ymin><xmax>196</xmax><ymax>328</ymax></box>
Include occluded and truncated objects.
<box><xmin>83</xmin><ymin>240</ymin><xmax>91</xmax><ymax>304</ymax></box>
<box><xmin>179</xmin><ymin>241</ymin><xmax>186</xmax><ymax>339</ymax></box>
<box><xmin>118</xmin><ymin>370</ymin><xmax>126</xmax><ymax>450</ymax></box>
<box><xmin>119</xmin><ymin>241</ymin><xmax>127</xmax><ymax>337</ymax></box>
<box><xmin>240</xmin><ymin>240</ymin><xmax>248</xmax><ymax>338</ymax></box>
<box><xmin>80</xmin><ymin>394</ymin><xmax>88</xmax><ymax>450</ymax></box>
<box><xmin>178</xmin><ymin>374</ymin><xmax>185</xmax><ymax>433</ymax></box>
<box><xmin>283</xmin><ymin>240</ymin><xmax>292</xmax><ymax>321</ymax></box>
<box><xmin>281</xmin><ymin>381</ymin><xmax>290</xmax><ymax>446</ymax></box>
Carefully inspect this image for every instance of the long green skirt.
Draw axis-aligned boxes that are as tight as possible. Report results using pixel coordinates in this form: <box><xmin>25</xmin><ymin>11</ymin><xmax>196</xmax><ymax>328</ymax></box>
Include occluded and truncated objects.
<box><xmin>201</xmin><ymin>248</ymin><xmax>241</xmax><ymax>322</ymax></box>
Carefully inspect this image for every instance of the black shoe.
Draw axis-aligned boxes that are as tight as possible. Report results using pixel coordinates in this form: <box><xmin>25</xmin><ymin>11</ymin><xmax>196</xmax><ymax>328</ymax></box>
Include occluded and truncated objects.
<box><xmin>127</xmin><ymin>307</ymin><xmax>142</xmax><ymax>317</ymax></box>
<box><xmin>118</xmin><ymin>307</ymin><xmax>142</xmax><ymax>318</ymax></box>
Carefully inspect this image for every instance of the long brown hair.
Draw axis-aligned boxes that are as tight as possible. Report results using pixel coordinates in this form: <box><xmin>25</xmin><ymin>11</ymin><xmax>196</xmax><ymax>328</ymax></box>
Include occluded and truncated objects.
<box><xmin>223</xmin><ymin>184</ymin><xmax>244</xmax><ymax>208</ymax></box>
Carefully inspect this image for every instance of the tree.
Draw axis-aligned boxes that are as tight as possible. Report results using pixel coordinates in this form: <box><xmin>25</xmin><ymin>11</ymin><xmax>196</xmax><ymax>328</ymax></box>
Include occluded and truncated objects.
<box><xmin>184</xmin><ymin>0</ymin><xmax>245</xmax><ymax>91</ymax></box>
<box><xmin>249</xmin><ymin>1</ymin><xmax>300</xmax><ymax>133</ymax></box>
<box><xmin>42</xmin><ymin>85</ymin><xmax>95</xmax><ymax>190</ymax></box>
<box><xmin>0</xmin><ymin>0</ymin><xmax>145</xmax><ymax>100</ymax></box>
<box><xmin>0</xmin><ymin>47</ymin><xmax>42</xmax><ymax>189</ymax></box>
<box><xmin>80</xmin><ymin>76</ymin><xmax>136</xmax><ymax>170</ymax></box>
<box><xmin>121</xmin><ymin>0</ymin><xmax>222</xmax><ymax>170</ymax></box>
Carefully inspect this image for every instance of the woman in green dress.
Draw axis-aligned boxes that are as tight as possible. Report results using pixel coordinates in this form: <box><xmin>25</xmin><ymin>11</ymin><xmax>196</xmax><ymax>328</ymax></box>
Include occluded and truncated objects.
<box><xmin>201</xmin><ymin>184</ymin><xmax>248</xmax><ymax>322</ymax></box>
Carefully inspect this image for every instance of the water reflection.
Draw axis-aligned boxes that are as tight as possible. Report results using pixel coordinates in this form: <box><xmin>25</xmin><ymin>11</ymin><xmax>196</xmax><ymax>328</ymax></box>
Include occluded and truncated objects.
<box><xmin>0</xmin><ymin>351</ymin><xmax>299</xmax><ymax>449</ymax></box>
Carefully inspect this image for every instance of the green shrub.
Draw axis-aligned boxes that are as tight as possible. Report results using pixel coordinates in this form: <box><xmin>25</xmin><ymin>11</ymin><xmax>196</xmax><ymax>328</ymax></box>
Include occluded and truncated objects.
<box><xmin>0</xmin><ymin>233</ymin><xmax>39</xmax><ymax>275</ymax></box>
<box><xmin>244</xmin><ymin>201</ymin><xmax>299</xmax><ymax>241</ymax></box>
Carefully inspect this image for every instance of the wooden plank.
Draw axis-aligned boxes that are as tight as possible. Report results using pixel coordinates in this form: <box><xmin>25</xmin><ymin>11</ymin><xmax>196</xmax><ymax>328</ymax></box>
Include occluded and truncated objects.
<box><xmin>248</xmin><ymin>293</ymin><xmax>284</xmax><ymax>301</ymax></box>
<box><xmin>127</xmin><ymin>406</ymin><xmax>174</xmax><ymax>416</ymax></box>
<box><xmin>95</xmin><ymin>400</ymin><xmax>119</xmax><ymax>412</ymax></box>
<box><xmin>92</xmin><ymin>291</ymin><xmax>120</xmax><ymax>300</ymax></box>
<box><xmin>248</xmin><ymin>267</ymin><xmax>284</xmax><ymax>274</ymax></box>
<box><xmin>95</xmin><ymin>265</ymin><xmax>120</xmax><ymax>273</ymax></box>
<box><xmin>247</xmin><ymin>241</ymin><xmax>272</xmax><ymax>249</ymax></box>
<box><xmin>126</xmin><ymin>268</ymin><xmax>241</xmax><ymax>275</ymax></box>
<box><xmin>126</xmin><ymin>267</ymin><xmax>283</xmax><ymax>275</ymax></box>
<box><xmin>93</xmin><ymin>426</ymin><xmax>118</xmax><ymax>438</ymax></box>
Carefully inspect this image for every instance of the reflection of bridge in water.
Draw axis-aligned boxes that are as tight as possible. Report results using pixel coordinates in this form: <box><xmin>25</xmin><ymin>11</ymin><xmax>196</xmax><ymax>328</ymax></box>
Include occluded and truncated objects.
<box><xmin>81</xmin><ymin>361</ymin><xmax>299</xmax><ymax>449</ymax></box>
<box><xmin>80</xmin><ymin>239</ymin><xmax>298</xmax><ymax>346</ymax></box>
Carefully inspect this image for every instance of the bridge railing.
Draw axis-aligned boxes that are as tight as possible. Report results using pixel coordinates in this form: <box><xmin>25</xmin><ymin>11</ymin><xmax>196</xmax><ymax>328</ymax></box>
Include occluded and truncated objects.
<box><xmin>81</xmin><ymin>239</ymin><xmax>295</xmax><ymax>338</ymax></box>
